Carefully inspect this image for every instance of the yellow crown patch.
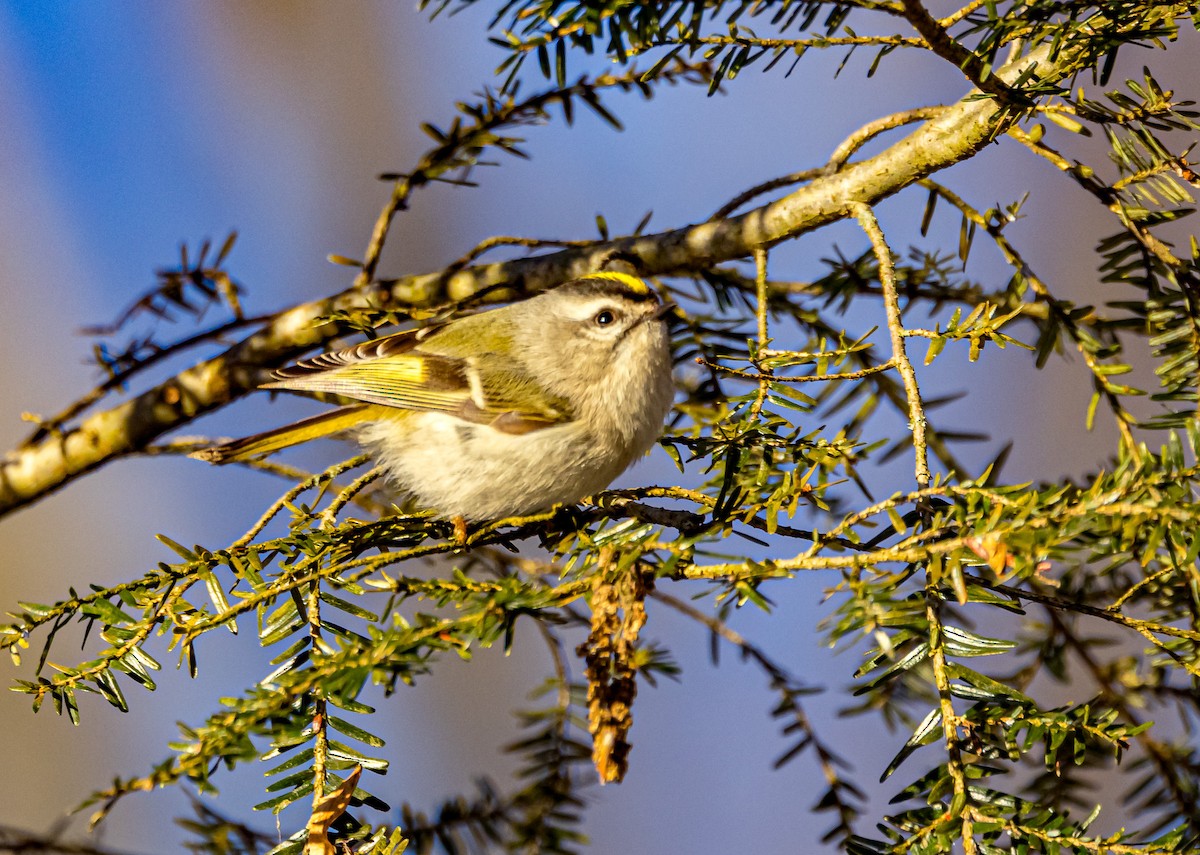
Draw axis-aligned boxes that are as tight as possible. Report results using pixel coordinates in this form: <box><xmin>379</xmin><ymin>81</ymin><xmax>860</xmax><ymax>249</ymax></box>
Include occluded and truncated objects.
<box><xmin>582</xmin><ymin>271</ymin><xmax>651</xmax><ymax>295</ymax></box>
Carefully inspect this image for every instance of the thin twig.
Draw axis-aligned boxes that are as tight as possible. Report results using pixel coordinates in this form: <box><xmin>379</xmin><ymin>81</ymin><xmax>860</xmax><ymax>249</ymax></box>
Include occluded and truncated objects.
<box><xmin>850</xmin><ymin>202</ymin><xmax>930</xmax><ymax>489</ymax></box>
<box><xmin>710</xmin><ymin>106</ymin><xmax>946</xmax><ymax>221</ymax></box>
<box><xmin>965</xmin><ymin>573</ymin><xmax>1200</xmax><ymax>644</ymax></box>
<box><xmin>1045</xmin><ymin>607</ymin><xmax>1200</xmax><ymax>834</ymax></box>
<box><xmin>631</xmin><ymin>32</ymin><xmax>923</xmax><ymax>57</ymax></box>
<box><xmin>825</xmin><ymin>106</ymin><xmax>947</xmax><ymax>173</ymax></box>
<box><xmin>700</xmin><ymin>356</ymin><xmax>896</xmax><ymax>384</ymax></box>
<box><xmin>233</xmin><ymin>455</ymin><xmax>370</xmax><ymax>549</ymax></box>
<box><xmin>443</xmin><ymin>235</ymin><xmax>602</xmax><ymax>278</ymax></box>
<box><xmin>919</xmin><ymin>177</ymin><xmax>1141</xmax><ymax>458</ymax></box>
<box><xmin>900</xmin><ymin>0</ymin><xmax>1018</xmax><ymax>102</ymax></box>
<box><xmin>321</xmin><ymin>466</ymin><xmax>384</xmax><ymax>529</ymax></box>
<box><xmin>748</xmin><ymin>248</ymin><xmax>771</xmax><ymax>422</ymax></box>
<box><xmin>939</xmin><ymin>0</ymin><xmax>989</xmax><ymax>28</ymax></box>
<box><xmin>853</xmin><ymin>198</ymin><xmax>972</xmax><ymax>851</ymax></box>
<box><xmin>1006</xmin><ymin>125</ymin><xmax>1191</xmax><ymax>270</ymax></box>
<box><xmin>0</xmin><ymin>825</ymin><xmax>148</xmax><ymax>855</ymax></box>
<box><xmin>306</xmin><ymin>581</ymin><xmax>329</xmax><ymax>825</ymax></box>
<box><xmin>21</xmin><ymin>314</ymin><xmax>269</xmax><ymax>448</ymax></box>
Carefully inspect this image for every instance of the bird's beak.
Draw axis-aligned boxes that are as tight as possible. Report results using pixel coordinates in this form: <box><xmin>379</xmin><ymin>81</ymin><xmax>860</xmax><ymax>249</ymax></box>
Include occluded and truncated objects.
<box><xmin>653</xmin><ymin>300</ymin><xmax>678</xmax><ymax>320</ymax></box>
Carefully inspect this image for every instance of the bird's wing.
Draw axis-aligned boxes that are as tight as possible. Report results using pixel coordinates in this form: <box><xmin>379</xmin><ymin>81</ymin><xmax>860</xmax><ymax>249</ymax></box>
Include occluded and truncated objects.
<box><xmin>264</xmin><ymin>328</ymin><xmax>572</xmax><ymax>434</ymax></box>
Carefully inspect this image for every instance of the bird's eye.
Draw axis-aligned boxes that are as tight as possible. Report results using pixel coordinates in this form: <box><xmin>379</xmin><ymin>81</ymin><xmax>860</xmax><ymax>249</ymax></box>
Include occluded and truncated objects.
<box><xmin>594</xmin><ymin>309</ymin><xmax>616</xmax><ymax>326</ymax></box>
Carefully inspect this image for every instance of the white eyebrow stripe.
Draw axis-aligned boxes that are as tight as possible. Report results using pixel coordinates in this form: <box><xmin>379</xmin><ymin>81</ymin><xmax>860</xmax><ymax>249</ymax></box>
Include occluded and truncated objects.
<box><xmin>561</xmin><ymin>296</ymin><xmax>624</xmax><ymax>321</ymax></box>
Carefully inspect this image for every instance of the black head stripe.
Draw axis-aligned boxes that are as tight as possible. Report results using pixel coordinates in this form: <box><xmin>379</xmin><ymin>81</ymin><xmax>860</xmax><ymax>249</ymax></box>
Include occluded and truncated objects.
<box><xmin>557</xmin><ymin>274</ymin><xmax>659</xmax><ymax>304</ymax></box>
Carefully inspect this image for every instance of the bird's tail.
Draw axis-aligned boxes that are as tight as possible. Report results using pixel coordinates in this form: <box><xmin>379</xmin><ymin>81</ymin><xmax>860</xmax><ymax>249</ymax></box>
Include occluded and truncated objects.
<box><xmin>190</xmin><ymin>404</ymin><xmax>374</xmax><ymax>464</ymax></box>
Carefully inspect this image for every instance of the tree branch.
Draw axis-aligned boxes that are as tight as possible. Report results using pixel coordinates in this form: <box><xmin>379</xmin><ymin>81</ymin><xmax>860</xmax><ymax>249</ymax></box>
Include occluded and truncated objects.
<box><xmin>899</xmin><ymin>0</ymin><xmax>1017</xmax><ymax>101</ymax></box>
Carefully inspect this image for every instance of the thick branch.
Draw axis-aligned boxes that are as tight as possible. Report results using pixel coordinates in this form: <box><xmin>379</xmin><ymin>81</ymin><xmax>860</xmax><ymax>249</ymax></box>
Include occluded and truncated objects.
<box><xmin>0</xmin><ymin>38</ymin><xmax>1085</xmax><ymax>517</ymax></box>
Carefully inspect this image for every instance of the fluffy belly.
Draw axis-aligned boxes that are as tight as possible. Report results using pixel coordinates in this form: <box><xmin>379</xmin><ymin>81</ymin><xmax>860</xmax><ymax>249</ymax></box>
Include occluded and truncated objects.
<box><xmin>356</xmin><ymin>414</ymin><xmax>643</xmax><ymax>520</ymax></box>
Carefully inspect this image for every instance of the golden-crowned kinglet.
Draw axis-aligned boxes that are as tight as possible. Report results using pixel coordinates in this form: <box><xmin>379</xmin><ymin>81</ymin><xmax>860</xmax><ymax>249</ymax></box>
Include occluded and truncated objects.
<box><xmin>194</xmin><ymin>272</ymin><xmax>675</xmax><ymax>520</ymax></box>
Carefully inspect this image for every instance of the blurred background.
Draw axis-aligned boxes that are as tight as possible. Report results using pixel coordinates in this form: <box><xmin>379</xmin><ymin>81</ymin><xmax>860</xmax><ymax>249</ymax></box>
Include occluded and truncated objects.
<box><xmin>0</xmin><ymin>3</ymin><xmax>1194</xmax><ymax>852</ymax></box>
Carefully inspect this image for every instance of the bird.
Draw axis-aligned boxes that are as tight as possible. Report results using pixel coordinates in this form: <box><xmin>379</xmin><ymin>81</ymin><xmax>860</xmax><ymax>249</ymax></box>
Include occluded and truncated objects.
<box><xmin>192</xmin><ymin>272</ymin><xmax>675</xmax><ymax>522</ymax></box>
